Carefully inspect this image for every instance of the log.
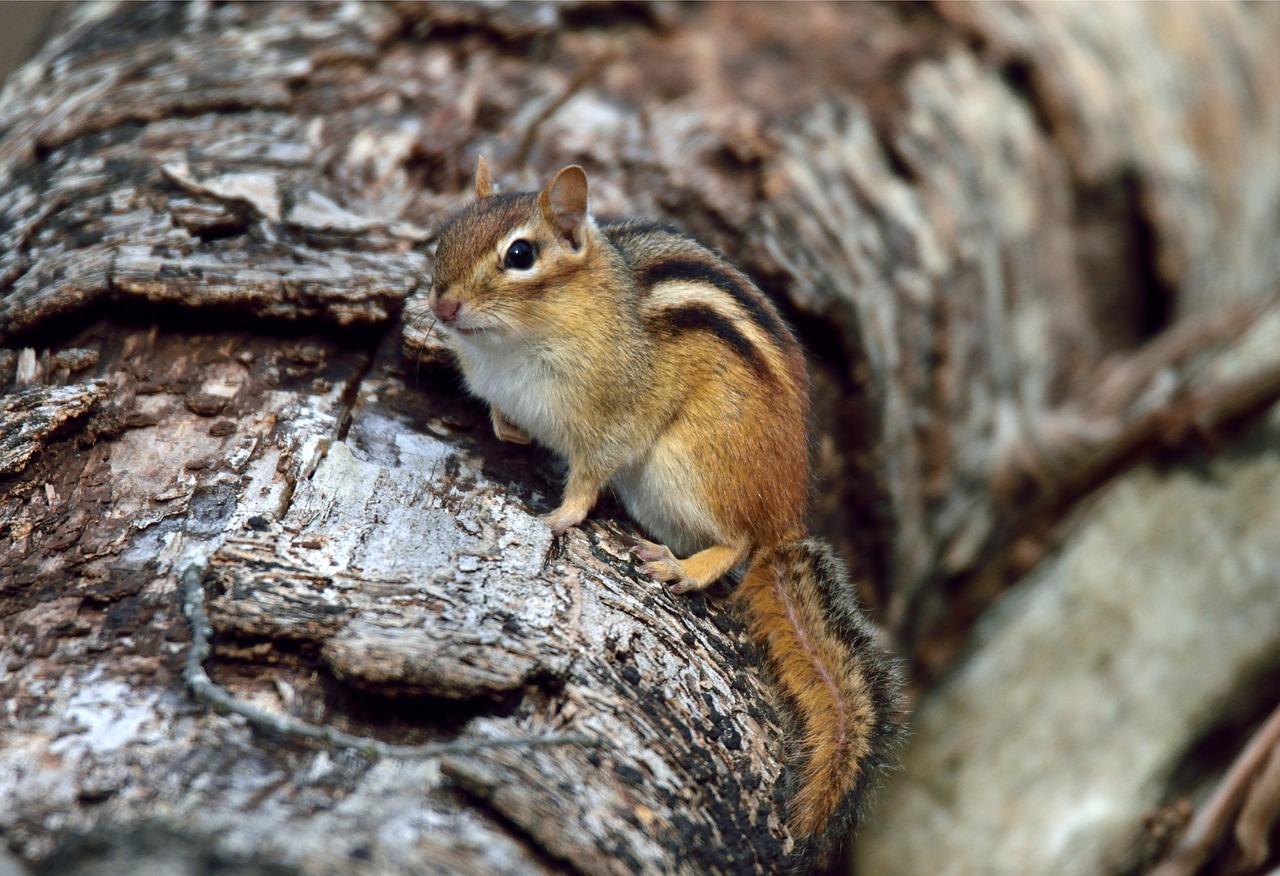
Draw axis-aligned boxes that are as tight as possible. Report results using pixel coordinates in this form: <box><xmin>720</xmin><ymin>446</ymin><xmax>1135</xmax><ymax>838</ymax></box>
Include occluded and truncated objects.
<box><xmin>3</xmin><ymin>2</ymin><xmax>1280</xmax><ymax>874</ymax></box>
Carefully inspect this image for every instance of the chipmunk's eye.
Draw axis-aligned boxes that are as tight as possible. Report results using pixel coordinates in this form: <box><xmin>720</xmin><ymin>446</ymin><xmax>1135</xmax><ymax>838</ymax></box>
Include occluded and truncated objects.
<box><xmin>504</xmin><ymin>239</ymin><xmax>537</xmax><ymax>271</ymax></box>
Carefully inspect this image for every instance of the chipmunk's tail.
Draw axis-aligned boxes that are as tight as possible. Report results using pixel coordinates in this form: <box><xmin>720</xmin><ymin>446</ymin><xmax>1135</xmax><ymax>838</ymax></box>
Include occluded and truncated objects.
<box><xmin>734</xmin><ymin>538</ymin><xmax>903</xmax><ymax>856</ymax></box>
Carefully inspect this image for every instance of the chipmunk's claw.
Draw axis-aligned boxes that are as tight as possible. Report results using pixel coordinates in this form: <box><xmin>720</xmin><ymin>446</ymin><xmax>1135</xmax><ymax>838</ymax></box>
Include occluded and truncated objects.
<box><xmin>631</xmin><ymin>539</ymin><xmax>698</xmax><ymax>592</ymax></box>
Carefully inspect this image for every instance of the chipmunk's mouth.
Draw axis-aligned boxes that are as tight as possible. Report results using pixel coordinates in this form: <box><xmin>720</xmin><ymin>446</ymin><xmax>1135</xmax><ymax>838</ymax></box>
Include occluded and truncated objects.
<box><xmin>445</xmin><ymin>311</ymin><xmax>508</xmax><ymax>340</ymax></box>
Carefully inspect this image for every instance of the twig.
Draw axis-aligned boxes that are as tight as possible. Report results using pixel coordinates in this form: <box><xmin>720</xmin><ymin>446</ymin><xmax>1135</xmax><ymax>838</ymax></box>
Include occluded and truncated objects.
<box><xmin>179</xmin><ymin>560</ymin><xmax>594</xmax><ymax>758</ymax></box>
<box><xmin>1002</xmin><ymin>335</ymin><xmax>1280</xmax><ymax>511</ymax></box>
<box><xmin>514</xmin><ymin>51</ymin><xmax>617</xmax><ymax>172</ymax></box>
<box><xmin>938</xmin><ymin>322</ymin><xmax>1280</xmax><ymax>674</ymax></box>
<box><xmin>1149</xmin><ymin>701</ymin><xmax>1280</xmax><ymax>876</ymax></box>
<box><xmin>1086</xmin><ymin>300</ymin><xmax>1273</xmax><ymax>418</ymax></box>
<box><xmin>994</xmin><ymin>295</ymin><xmax>1280</xmax><ymax>507</ymax></box>
<box><xmin>1236</xmin><ymin>740</ymin><xmax>1280</xmax><ymax>868</ymax></box>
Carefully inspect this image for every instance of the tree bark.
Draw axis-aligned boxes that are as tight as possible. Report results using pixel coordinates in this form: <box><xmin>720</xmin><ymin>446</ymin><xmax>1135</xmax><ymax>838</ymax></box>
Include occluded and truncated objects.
<box><xmin>3</xmin><ymin>3</ymin><xmax>1280</xmax><ymax>875</ymax></box>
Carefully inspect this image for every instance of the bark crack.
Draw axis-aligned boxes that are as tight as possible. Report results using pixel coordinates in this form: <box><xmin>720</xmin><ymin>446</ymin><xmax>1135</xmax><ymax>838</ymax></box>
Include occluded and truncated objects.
<box><xmin>180</xmin><ymin>559</ymin><xmax>593</xmax><ymax>758</ymax></box>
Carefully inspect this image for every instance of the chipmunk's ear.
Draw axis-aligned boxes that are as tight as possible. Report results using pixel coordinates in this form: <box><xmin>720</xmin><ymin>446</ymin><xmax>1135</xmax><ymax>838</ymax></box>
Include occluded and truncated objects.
<box><xmin>474</xmin><ymin>156</ymin><xmax>495</xmax><ymax>199</ymax></box>
<box><xmin>538</xmin><ymin>165</ymin><xmax>589</xmax><ymax>249</ymax></box>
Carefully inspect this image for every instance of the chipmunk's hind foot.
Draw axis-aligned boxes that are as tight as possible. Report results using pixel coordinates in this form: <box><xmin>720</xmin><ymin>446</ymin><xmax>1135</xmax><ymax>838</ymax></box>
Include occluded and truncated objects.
<box><xmin>632</xmin><ymin>539</ymin><xmax>748</xmax><ymax>594</ymax></box>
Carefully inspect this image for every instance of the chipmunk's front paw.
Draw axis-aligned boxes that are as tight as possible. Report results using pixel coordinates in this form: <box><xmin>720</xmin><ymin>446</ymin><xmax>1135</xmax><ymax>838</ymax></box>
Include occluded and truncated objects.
<box><xmin>491</xmin><ymin>409</ymin><xmax>531</xmax><ymax>445</ymax></box>
<box><xmin>632</xmin><ymin>540</ymin><xmax>699</xmax><ymax>593</ymax></box>
<box><xmin>545</xmin><ymin>505</ymin><xmax>588</xmax><ymax>536</ymax></box>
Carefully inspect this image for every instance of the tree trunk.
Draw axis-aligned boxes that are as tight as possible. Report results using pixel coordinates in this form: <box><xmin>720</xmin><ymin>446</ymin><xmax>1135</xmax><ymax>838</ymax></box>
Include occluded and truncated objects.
<box><xmin>3</xmin><ymin>3</ymin><xmax>1280</xmax><ymax>875</ymax></box>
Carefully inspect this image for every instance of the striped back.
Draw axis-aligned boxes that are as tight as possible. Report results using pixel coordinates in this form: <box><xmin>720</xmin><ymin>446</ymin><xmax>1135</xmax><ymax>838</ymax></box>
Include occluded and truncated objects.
<box><xmin>602</xmin><ymin>220</ymin><xmax>805</xmax><ymax>390</ymax></box>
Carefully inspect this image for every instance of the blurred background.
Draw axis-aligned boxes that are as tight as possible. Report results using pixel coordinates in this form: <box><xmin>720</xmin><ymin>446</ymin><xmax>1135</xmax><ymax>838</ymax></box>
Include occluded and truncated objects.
<box><xmin>0</xmin><ymin>2</ymin><xmax>62</xmax><ymax>81</ymax></box>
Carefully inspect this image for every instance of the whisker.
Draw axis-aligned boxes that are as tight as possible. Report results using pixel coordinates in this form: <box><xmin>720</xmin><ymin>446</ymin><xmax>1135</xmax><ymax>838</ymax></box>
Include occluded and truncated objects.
<box><xmin>403</xmin><ymin>272</ymin><xmax>440</xmax><ymax>387</ymax></box>
<box><xmin>412</xmin><ymin>308</ymin><xmax>442</xmax><ymax>386</ymax></box>
<box><xmin>485</xmin><ymin>307</ymin><xmax>538</xmax><ymax>349</ymax></box>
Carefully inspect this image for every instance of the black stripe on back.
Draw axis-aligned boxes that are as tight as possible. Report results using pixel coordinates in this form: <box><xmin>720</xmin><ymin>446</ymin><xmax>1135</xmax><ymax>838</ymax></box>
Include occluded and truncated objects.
<box><xmin>601</xmin><ymin>219</ymin><xmax>688</xmax><ymax>239</ymax></box>
<box><xmin>640</xmin><ymin>259</ymin><xmax>791</xmax><ymax>346</ymax></box>
<box><xmin>657</xmin><ymin>303</ymin><xmax>771</xmax><ymax>379</ymax></box>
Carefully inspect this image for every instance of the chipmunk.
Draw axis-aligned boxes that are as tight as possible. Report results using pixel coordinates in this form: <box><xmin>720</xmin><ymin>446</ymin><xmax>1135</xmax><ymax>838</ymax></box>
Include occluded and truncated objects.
<box><xmin>429</xmin><ymin>158</ymin><xmax>902</xmax><ymax>856</ymax></box>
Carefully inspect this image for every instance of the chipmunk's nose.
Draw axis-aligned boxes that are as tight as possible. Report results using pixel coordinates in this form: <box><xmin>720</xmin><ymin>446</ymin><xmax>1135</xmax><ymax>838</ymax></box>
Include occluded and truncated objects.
<box><xmin>433</xmin><ymin>296</ymin><xmax>460</xmax><ymax>323</ymax></box>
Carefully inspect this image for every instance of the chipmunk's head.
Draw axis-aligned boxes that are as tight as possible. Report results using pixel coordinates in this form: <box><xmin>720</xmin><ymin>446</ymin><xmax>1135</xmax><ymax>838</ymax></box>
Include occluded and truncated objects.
<box><xmin>430</xmin><ymin>158</ymin><xmax>601</xmax><ymax>342</ymax></box>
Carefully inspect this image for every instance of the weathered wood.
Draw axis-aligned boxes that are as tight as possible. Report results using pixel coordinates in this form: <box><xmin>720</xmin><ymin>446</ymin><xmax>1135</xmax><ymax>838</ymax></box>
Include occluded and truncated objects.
<box><xmin>1</xmin><ymin>381</ymin><xmax>107</xmax><ymax>478</ymax></box>
<box><xmin>4</xmin><ymin>2</ymin><xmax>1280</xmax><ymax>874</ymax></box>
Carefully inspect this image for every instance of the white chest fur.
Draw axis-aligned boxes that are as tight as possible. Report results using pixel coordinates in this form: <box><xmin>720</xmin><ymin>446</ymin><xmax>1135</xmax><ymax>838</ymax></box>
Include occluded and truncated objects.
<box><xmin>455</xmin><ymin>332</ymin><xmax>724</xmax><ymax>557</ymax></box>
<box><xmin>456</xmin><ymin>339</ymin><xmax>573</xmax><ymax>454</ymax></box>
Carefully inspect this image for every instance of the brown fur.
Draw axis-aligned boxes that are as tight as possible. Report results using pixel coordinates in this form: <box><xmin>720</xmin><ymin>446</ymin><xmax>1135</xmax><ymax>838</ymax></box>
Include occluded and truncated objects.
<box><xmin>735</xmin><ymin>541</ymin><xmax>902</xmax><ymax>856</ymax></box>
<box><xmin>431</xmin><ymin>161</ymin><xmax>903</xmax><ymax>854</ymax></box>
